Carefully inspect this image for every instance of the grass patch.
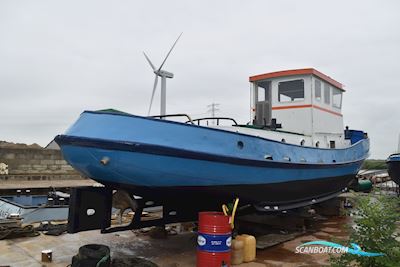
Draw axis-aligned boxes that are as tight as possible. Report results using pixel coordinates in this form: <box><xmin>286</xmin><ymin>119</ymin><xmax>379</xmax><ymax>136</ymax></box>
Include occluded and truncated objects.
<box><xmin>361</xmin><ymin>159</ymin><xmax>387</xmax><ymax>170</ymax></box>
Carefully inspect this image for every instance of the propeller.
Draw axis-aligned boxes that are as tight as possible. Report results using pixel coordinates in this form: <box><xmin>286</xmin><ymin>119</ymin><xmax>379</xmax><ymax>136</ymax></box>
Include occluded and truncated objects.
<box><xmin>144</xmin><ymin>33</ymin><xmax>183</xmax><ymax>116</ymax></box>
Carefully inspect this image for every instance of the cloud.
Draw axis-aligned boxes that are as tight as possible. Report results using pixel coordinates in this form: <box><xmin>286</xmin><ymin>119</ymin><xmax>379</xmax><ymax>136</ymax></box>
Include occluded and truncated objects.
<box><xmin>0</xmin><ymin>0</ymin><xmax>399</xmax><ymax>158</ymax></box>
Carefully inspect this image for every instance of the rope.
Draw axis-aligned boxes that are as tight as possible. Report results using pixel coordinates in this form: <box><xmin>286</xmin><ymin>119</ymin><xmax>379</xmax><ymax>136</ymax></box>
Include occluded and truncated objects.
<box><xmin>0</xmin><ymin>224</ymin><xmax>39</xmax><ymax>240</ymax></box>
<box><xmin>222</xmin><ymin>198</ymin><xmax>240</xmax><ymax>229</ymax></box>
<box><xmin>96</xmin><ymin>254</ymin><xmax>110</xmax><ymax>267</ymax></box>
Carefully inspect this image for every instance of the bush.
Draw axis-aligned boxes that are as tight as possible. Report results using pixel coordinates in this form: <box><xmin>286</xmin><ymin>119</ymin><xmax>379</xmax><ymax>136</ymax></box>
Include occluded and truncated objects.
<box><xmin>361</xmin><ymin>160</ymin><xmax>387</xmax><ymax>170</ymax></box>
<box><xmin>330</xmin><ymin>193</ymin><xmax>400</xmax><ymax>267</ymax></box>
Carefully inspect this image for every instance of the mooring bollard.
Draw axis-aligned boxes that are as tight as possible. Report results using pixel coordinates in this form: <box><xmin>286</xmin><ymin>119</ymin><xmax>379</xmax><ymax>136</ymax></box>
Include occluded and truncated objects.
<box><xmin>197</xmin><ymin>212</ymin><xmax>231</xmax><ymax>267</ymax></box>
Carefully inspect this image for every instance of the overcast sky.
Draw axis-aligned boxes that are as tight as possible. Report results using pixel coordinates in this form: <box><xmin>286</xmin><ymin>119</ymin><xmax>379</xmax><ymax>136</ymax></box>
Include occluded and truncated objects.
<box><xmin>0</xmin><ymin>0</ymin><xmax>399</xmax><ymax>159</ymax></box>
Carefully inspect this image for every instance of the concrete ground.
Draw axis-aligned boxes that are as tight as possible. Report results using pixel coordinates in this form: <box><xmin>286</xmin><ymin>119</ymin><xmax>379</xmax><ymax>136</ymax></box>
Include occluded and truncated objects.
<box><xmin>0</xmin><ymin>216</ymin><xmax>348</xmax><ymax>267</ymax></box>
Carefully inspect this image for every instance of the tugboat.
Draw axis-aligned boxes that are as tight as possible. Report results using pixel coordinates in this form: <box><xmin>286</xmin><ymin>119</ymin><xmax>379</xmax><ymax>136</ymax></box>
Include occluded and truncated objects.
<box><xmin>55</xmin><ymin>68</ymin><xmax>369</xmax><ymax>211</ymax></box>
<box><xmin>387</xmin><ymin>154</ymin><xmax>400</xmax><ymax>185</ymax></box>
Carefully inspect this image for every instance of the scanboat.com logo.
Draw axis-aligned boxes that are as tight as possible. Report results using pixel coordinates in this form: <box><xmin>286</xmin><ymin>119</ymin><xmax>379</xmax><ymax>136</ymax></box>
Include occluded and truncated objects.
<box><xmin>295</xmin><ymin>241</ymin><xmax>385</xmax><ymax>257</ymax></box>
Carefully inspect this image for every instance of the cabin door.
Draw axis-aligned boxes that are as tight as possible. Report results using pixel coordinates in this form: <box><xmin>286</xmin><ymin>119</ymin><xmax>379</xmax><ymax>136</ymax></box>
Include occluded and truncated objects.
<box><xmin>254</xmin><ymin>81</ymin><xmax>272</xmax><ymax>126</ymax></box>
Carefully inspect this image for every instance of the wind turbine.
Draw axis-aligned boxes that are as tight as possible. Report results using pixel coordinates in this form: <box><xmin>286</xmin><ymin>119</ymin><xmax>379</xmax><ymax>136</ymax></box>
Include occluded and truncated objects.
<box><xmin>144</xmin><ymin>33</ymin><xmax>182</xmax><ymax>116</ymax></box>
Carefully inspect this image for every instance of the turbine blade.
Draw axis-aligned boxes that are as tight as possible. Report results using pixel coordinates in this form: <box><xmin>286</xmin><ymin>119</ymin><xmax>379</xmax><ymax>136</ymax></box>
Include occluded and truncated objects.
<box><xmin>158</xmin><ymin>32</ymin><xmax>183</xmax><ymax>71</ymax></box>
<box><xmin>143</xmin><ymin>52</ymin><xmax>156</xmax><ymax>71</ymax></box>
<box><xmin>148</xmin><ymin>75</ymin><xmax>159</xmax><ymax>115</ymax></box>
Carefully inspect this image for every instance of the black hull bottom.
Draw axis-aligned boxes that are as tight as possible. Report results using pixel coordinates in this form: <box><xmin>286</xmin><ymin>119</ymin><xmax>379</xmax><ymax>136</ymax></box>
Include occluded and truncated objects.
<box><xmin>388</xmin><ymin>161</ymin><xmax>400</xmax><ymax>185</ymax></box>
<box><xmin>101</xmin><ymin>174</ymin><xmax>355</xmax><ymax>211</ymax></box>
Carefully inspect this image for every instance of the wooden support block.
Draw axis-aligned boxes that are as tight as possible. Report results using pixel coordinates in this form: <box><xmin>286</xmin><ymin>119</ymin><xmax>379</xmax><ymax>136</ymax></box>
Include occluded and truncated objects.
<box><xmin>41</xmin><ymin>250</ymin><xmax>52</xmax><ymax>263</ymax></box>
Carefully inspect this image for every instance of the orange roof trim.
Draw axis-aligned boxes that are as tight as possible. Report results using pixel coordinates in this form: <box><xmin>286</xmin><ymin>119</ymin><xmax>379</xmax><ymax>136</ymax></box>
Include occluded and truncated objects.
<box><xmin>249</xmin><ymin>68</ymin><xmax>345</xmax><ymax>91</ymax></box>
<box><xmin>271</xmin><ymin>104</ymin><xmax>342</xmax><ymax>117</ymax></box>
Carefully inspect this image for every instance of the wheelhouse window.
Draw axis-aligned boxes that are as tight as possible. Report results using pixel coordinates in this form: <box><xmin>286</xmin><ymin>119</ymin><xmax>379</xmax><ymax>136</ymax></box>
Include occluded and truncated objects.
<box><xmin>278</xmin><ymin>79</ymin><xmax>304</xmax><ymax>102</ymax></box>
<box><xmin>257</xmin><ymin>86</ymin><xmax>266</xmax><ymax>101</ymax></box>
<box><xmin>315</xmin><ymin>79</ymin><xmax>321</xmax><ymax>101</ymax></box>
<box><xmin>324</xmin><ymin>83</ymin><xmax>330</xmax><ymax>104</ymax></box>
<box><xmin>332</xmin><ymin>88</ymin><xmax>342</xmax><ymax>108</ymax></box>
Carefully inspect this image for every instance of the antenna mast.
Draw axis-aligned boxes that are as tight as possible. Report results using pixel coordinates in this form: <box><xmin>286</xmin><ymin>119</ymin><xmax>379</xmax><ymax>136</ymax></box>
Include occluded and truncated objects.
<box><xmin>398</xmin><ymin>133</ymin><xmax>400</xmax><ymax>153</ymax></box>
<box><xmin>207</xmin><ymin>103</ymin><xmax>220</xmax><ymax>125</ymax></box>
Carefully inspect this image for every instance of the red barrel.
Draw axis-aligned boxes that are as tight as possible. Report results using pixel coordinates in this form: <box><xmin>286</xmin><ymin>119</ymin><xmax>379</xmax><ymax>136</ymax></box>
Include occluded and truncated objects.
<box><xmin>197</xmin><ymin>212</ymin><xmax>231</xmax><ymax>267</ymax></box>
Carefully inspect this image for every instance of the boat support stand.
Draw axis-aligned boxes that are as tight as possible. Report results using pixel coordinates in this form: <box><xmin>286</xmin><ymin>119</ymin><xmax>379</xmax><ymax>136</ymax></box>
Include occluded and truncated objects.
<box><xmin>67</xmin><ymin>186</ymin><xmax>222</xmax><ymax>234</ymax></box>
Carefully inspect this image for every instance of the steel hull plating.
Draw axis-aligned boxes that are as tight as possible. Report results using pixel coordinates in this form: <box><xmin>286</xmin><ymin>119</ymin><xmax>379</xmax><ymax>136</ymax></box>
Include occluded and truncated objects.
<box><xmin>91</xmin><ymin>174</ymin><xmax>357</xmax><ymax>211</ymax></box>
<box><xmin>387</xmin><ymin>154</ymin><xmax>400</xmax><ymax>185</ymax></box>
<box><xmin>55</xmin><ymin>111</ymin><xmax>369</xmax><ymax>209</ymax></box>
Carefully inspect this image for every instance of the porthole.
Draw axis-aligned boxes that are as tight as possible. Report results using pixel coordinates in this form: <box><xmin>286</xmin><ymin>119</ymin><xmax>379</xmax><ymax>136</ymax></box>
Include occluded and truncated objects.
<box><xmin>237</xmin><ymin>141</ymin><xmax>244</xmax><ymax>149</ymax></box>
<box><xmin>264</xmin><ymin>154</ymin><xmax>273</xmax><ymax>160</ymax></box>
<box><xmin>300</xmin><ymin>139</ymin><xmax>305</xmax><ymax>146</ymax></box>
<box><xmin>315</xmin><ymin>141</ymin><xmax>320</xmax><ymax>148</ymax></box>
<box><xmin>281</xmin><ymin>138</ymin><xmax>286</xmax><ymax>143</ymax></box>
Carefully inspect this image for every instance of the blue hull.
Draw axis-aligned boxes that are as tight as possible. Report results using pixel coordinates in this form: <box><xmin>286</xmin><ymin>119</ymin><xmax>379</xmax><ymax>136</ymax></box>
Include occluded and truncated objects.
<box><xmin>55</xmin><ymin>111</ymin><xmax>369</xmax><ymax>207</ymax></box>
